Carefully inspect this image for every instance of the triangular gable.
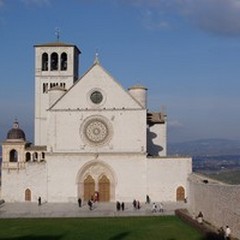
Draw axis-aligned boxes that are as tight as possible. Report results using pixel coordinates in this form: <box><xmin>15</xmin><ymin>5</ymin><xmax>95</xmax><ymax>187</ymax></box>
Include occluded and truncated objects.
<box><xmin>50</xmin><ymin>63</ymin><xmax>143</xmax><ymax>110</ymax></box>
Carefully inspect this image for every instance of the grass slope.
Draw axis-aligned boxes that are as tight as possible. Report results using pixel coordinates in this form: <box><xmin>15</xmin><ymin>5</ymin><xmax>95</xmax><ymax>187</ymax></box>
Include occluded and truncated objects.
<box><xmin>207</xmin><ymin>169</ymin><xmax>240</xmax><ymax>185</ymax></box>
<box><xmin>0</xmin><ymin>216</ymin><xmax>204</xmax><ymax>240</ymax></box>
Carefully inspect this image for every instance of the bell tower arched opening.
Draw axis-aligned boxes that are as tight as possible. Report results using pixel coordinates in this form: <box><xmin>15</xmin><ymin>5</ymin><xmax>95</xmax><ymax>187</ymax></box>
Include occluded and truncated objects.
<box><xmin>9</xmin><ymin>149</ymin><xmax>18</xmax><ymax>162</ymax></box>
<box><xmin>51</xmin><ymin>52</ymin><xmax>58</xmax><ymax>71</ymax></box>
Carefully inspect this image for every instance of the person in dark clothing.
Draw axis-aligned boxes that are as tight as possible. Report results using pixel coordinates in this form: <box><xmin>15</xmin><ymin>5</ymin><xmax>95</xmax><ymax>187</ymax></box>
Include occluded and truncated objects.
<box><xmin>146</xmin><ymin>195</ymin><xmax>150</xmax><ymax>204</ymax></box>
<box><xmin>116</xmin><ymin>201</ymin><xmax>121</xmax><ymax>211</ymax></box>
<box><xmin>133</xmin><ymin>199</ymin><xmax>137</xmax><ymax>209</ymax></box>
<box><xmin>38</xmin><ymin>196</ymin><xmax>41</xmax><ymax>206</ymax></box>
<box><xmin>121</xmin><ymin>202</ymin><xmax>125</xmax><ymax>211</ymax></box>
<box><xmin>88</xmin><ymin>199</ymin><xmax>93</xmax><ymax>210</ymax></box>
<box><xmin>78</xmin><ymin>198</ymin><xmax>82</xmax><ymax>207</ymax></box>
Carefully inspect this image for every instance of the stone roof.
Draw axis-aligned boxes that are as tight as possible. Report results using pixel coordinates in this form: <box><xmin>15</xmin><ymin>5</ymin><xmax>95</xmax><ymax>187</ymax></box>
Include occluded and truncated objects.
<box><xmin>34</xmin><ymin>42</ymin><xmax>81</xmax><ymax>53</ymax></box>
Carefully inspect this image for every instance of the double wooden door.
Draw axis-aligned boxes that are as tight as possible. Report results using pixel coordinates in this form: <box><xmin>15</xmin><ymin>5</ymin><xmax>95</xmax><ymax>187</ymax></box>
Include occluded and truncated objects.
<box><xmin>83</xmin><ymin>175</ymin><xmax>110</xmax><ymax>202</ymax></box>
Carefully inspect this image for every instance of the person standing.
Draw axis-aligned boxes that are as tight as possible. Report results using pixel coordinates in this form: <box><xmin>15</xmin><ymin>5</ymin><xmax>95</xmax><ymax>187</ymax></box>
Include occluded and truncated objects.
<box><xmin>116</xmin><ymin>201</ymin><xmax>121</xmax><ymax>211</ymax></box>
<box><xmin>159</xmin><ymin>202</ymin><xmax>164</xmax><ymax>213</ymax></box>
<box><xmin>38</xmin><ymin>196</ymin><xmax>41</xmax><ymax>206</ymax></box>
<box><xmin>197</xmin><ymin>211</ymin><xmax>203</xmax><ymax>224</ymax></box>
<box><xmin>121</xmin><ymin>202</ymin><xmax>125</xmax><ymax>211</ymax></box>
<box><xmin>152</xmin><ymin>203</ymin><xmax>157</xmax><ymax>213</ymax></box>
<box><xmin>146</xmin><ymin>195</ymin><xmax>150</xmax><ymax>204</ymax></box>
<box><xmin>225</xmin><ymin>226</ymin><xmax>231</xmax><ymax>240</ymax></box>
<box><xmin>78</xmin><ymin>198</ymin><xmax>82</xmax><ymax>208</ymax></box>
<box><xmin>88</xmin><ymin>199</ymin><xmax>93</xmax><ymax>210</ymax></box>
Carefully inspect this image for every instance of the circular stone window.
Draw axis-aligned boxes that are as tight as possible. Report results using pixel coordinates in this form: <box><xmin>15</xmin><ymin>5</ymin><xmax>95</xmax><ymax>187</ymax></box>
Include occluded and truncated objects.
<box><xmin>90</xmin><ymin>91</ymin><xmax>103</xmax><ymax>104</ymax></box>
<box><xmin>81</xmin><ymin>116</ymin><xmax>112</xmax><ymax>146</ymax></box>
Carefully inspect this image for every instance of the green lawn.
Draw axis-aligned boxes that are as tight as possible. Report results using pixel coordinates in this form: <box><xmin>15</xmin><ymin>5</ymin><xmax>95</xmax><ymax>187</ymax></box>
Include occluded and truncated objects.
<box><xmin>0</xmin><ymin>216</ymin><xmax>204</xmax><ymax>240</ymax></box>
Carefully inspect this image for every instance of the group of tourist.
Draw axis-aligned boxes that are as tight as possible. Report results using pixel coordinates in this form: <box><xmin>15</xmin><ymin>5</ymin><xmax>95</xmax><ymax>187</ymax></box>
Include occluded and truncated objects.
<box><xmin>116</xmin><ymin>201</ymin><xmax>125</xmax><ymax>211</ymax></box>
<box><xmin>132</xmin><ymin>199</ymin><xmax>141</xmax><ymax>210</ymax></box>
<box><xmin>218</xmin><ymin>225</ymin><xmax>231</xmax><ymax>240</ymax></box>
<box><xmin>197</xmin><ymin>211</ymin><xmax>232</xmax><ymax>240</ymax></box>
<box><xmin>151</xmin><ymin>202</ymin><xmax>164</xmax><ymax>213</ymax></box>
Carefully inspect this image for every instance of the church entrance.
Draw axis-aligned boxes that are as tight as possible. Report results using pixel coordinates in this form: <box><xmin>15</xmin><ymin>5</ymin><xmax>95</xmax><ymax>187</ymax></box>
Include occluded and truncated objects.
<box><xmin>83</xmin><ymin>175</ymin><xmax>110</xmax><ymax>202</ymax></box>
<box><xmin>98</xmin><ymin>175</ymin><xmax>110</xmax><ymax>202</ymax></box>
<box><xmin>78</xmin><ymin>161</ymin><xmax>115</xmax><ymax>202</ymax></box>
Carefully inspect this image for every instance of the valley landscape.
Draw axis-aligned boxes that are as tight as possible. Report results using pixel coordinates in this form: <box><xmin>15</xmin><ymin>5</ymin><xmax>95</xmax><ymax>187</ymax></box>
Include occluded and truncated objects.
<box><xmin>169</xmin><ymin>138</ymin><xmax>240</xmax><ymax>184</ymax></box>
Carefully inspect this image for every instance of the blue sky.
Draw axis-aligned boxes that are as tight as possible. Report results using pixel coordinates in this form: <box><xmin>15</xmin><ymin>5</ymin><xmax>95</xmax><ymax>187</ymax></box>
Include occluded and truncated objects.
<box><xmin>1</xmin><ymin>0</ymin><xmax>240</xmax><ymax>143</ymax></box>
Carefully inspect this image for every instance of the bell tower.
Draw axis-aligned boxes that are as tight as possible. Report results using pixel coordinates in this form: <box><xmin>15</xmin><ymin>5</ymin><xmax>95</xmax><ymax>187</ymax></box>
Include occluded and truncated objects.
<box><xmin>34</xmin><ymin>42</ymin><xmax>81</xmax><ymax>145</ymax></box>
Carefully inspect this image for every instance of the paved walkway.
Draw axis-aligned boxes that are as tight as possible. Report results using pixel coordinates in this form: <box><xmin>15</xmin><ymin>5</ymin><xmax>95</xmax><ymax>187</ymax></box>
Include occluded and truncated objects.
<box><xmin>0</xmin><ymin>201</ymin><xmax>188</xmax><ymax>218</ymax></box>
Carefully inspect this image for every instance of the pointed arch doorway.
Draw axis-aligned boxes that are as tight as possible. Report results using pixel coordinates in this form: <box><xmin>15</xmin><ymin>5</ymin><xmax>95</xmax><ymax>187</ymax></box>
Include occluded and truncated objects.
<box><xmin>77</xmin><ymin>161</ymin><xmax>116</xmax><ymax>202</ymax></box>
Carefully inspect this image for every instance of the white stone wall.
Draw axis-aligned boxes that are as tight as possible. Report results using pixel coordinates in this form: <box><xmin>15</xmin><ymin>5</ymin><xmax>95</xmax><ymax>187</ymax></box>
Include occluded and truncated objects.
<box><xmin>46</xmin><ymin>153</ymin><xmax>147</xmax><ymax>203</ymax></box>
<box><xmin>147</xmin><ymin>157</ymin><xmax>192</xmax><ymax>201</ymax></box>
<box><xmin>1</xmin><ymin>163</ymin><xmax>47</xmax><ymax>202</ymax></box>
<box><xmin>52</xmin><ymin>64</ymin><xmax>143</xmax><ymax>111</ymax></box>
<box><xmin>47</xmin><ymin>109</ymin><xmax>146</xmax><ymax>153</ymax></box>
<box><xmin>189</xmin><ymin>174</ymin><xmax>240</xmax><ymax>239</ymax></box>
<box><xmin>45</xmin><ymin>154</ymin><xmax>191</xmax><ymax>203</ymax></box>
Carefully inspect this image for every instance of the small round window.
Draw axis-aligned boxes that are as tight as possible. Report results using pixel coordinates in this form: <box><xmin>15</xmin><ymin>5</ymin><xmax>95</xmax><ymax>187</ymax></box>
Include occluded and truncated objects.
<box><xmin>90</xmin><ymin>91</ymin><xmax>103</xmax><ymax>104</ymax></box>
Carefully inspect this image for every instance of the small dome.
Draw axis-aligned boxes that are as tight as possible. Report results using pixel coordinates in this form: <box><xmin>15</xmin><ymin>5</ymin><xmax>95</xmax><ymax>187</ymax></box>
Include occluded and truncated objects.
<box><xmin>7</xmin><ymin>121</ymin><xmax>26</xmax><ymax>141</ymax></box>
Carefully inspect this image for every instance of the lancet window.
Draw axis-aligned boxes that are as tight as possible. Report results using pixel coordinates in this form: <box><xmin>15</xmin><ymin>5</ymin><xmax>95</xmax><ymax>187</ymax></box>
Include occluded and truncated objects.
<box><xmin>51</xmin><ymin>52</ymin><xmax>58</xmax><ymax>71</ymax></box>
<box><xmin>61</xmin><ymin>52</ymin><xmax>67</xmax><ymax>70</ymax></box>
<box><xmin>42</xmin><ymin>53</ymin><xmax>48</xmax><ymax>71</ymax></box>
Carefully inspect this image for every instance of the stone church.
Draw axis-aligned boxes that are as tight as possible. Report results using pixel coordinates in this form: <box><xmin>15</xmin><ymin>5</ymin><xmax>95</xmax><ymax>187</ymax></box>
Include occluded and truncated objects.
<box><xmin>1</xmin><ymin>41</ymin><xmax>192</xmax><ymax>203</ymax></box>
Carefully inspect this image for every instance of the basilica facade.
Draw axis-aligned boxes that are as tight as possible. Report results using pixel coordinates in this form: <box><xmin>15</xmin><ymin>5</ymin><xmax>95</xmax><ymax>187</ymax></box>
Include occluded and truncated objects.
<box><xmin>1</xmin><ymin>41</ymin><xmax>192</xmax><ymax>203</ymax></box>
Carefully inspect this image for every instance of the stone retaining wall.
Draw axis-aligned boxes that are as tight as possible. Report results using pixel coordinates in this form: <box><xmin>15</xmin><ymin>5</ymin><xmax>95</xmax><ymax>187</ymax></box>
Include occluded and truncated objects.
<box><xmin>189</xmin><ymin>173</ymin><xmax>240</xmax><ymax>239</ymax></box>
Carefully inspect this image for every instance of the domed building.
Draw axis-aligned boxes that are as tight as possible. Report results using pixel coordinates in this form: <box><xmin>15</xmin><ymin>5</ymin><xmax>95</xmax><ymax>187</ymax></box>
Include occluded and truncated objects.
<box><xmin>1</xmin><ymin>41</ymin><xmax>192</xmax><ymax>203</ymax></box>
<box><xmin>6</xmin><ymin>121</ymin><xmax>26</xmax><ymax>141</ymax></box>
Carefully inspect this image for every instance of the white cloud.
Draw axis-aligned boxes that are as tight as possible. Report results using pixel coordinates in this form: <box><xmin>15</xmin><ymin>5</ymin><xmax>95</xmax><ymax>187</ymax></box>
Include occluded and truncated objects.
<box><xmin>181</xmin><ymin>0</ymin><xmax>240</xmax><ymax>36</ymax></box>
<box><xmin>120</xmin><ymin>0</ymin><xmax>240</xmax><ymax>36</ymax></box>
<box><xmin>140</xmin><ymin>9</ymin><xmax>171</xmax><ymax>30</ymax></box>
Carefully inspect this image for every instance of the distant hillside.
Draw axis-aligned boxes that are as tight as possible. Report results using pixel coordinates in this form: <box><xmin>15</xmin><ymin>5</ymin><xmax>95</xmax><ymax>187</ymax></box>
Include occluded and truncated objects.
<box><xmin>168</xmin><ymin>139</ymin><xmax>240</xmax><ymax>156</ymax></box>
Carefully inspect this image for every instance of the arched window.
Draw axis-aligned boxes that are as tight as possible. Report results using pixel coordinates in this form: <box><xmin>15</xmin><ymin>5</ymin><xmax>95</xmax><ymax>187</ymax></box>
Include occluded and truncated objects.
<box><xmin>61</xmin><ymin>52</ymin><xmax>67</xmax><ymax>71</ymax></box>
<box><xmin>41</xmin><ymin>152</ymin><xmax>45</xmax><ymax>160</ymax></box>
<box><xmin>42</xmin><ymin>53</ymin><xmax>48</xmax><ymax>71</ymax></box>
<box><xmin>176</xmin><ymin>186</ymin><xmax>185</xmax><ymax>201</ymax></box>
<box><xmin>51</xmin><ymin>52</ymin><xmax>58</xmax><ymax>71</ymax></box>
<box><xmin>25</xmin><ymin>189</ymin><xmax>31</xmax><ymax>201</ymax></box>
<box><xmin>9</xmin><ymin>149</ymin><xmax>18</xmax><ymax>162</ymax></box>
<box><xmin>25</xmin><ymin>152</ymin><xmax>31</xmax><ymax>162</ymax></box>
